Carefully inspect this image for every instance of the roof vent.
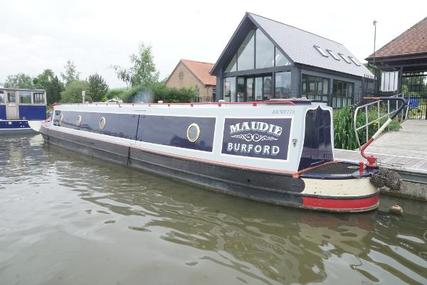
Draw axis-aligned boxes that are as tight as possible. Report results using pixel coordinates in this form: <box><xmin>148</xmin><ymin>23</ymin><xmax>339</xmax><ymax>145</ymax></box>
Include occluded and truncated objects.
<box><xmin>326</xmin><ymin>49</ymin><xmax>340</xmax><ymax>61</ymax></box>
<box><xmin>348</xmin><ymin>56</ymin><xmax>361</xmax><ymax>66</ymax></box>
<box><xmin>338</xmin><ymin>53</ymin><xmax>352</xmax><ymax>64</ymax></box>
<box><xmin>313</xmin><ymin>45</ymin><xmax>328</xmax><ymax>57</ymax></box>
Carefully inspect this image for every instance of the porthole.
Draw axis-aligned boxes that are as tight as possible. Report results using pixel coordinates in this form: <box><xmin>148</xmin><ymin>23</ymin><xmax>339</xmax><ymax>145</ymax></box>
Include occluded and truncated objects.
<box><xmin>186</xmin><ymin>123</ymin><xmax>200</xmax><ymax>143</ymax></box>
<box><xmin>99</xmin><ymin>116</ymin><xmax>106</xmax><ymax>130</ymax></box>
<box><xmin>76</xmin><ymin>115</ymin><xmax>82</xmax><ymax>127</ymax></box>
<box><xmin>59</xmin><ymin>113</ymin><xmax>64</xmax><ymax>126</ymax></box>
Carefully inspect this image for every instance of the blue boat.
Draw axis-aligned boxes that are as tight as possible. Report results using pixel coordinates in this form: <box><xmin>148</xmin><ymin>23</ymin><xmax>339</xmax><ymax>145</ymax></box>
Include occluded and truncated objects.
<box><xmin>0</xmin><ymin>88</ymin><xmax>47</xmax><ymax>134</ymax></box>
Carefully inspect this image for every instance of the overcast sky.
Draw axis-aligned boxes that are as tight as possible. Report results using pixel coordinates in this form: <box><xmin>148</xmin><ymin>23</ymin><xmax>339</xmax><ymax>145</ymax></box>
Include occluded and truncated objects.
<box><xmin>1</xmin><ymin>0</ymin><xmax>426</xmax><ymax>88</ymax></box>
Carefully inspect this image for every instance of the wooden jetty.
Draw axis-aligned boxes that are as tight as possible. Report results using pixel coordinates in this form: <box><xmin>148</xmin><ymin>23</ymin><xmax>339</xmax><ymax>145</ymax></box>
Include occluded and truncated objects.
<box><xmin>335</xmin><ymin>120</ymin><xmax>427</xmax><ymax>201</ymax></box>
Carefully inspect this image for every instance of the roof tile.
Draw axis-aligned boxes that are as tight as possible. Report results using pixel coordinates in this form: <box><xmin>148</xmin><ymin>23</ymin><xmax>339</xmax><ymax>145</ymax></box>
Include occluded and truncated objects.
<box><xmin>181</xmin><ymin>59</ymin><xmax>216</xmax><ymax>86</ymax></box>
<box><xmin>368</xmin><ymin>17</ymin><xmax>427</xmax><ymax>59</ymax></box>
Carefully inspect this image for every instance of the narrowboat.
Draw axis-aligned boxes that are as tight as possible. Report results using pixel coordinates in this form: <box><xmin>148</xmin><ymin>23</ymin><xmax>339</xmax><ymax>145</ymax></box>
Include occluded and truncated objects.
<box><xmin>40</xmin><ymin>100</ymin><xmax>379</xmax><ymax>212</ymax></box>
<box><xmin>0</xmin><ymin>88</ymin><xmax>47</xmax><ymax>134</ymax></box>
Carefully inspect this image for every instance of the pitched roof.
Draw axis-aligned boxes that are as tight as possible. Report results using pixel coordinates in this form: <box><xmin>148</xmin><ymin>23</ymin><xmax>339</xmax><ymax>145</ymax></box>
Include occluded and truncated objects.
<box><xmin>367</xmin><ymin>17</ymin><xmax>427</xmax><ymax>59</ymax></box>
<box><xmin>179</xmin><ymin>59</ymin><xmax>216</xmax><ymax>86</ymax></box>
<box><xmin>211</xmin><ymin>12</ymin><xmax>374</xmax><ymax>79</ymax></box>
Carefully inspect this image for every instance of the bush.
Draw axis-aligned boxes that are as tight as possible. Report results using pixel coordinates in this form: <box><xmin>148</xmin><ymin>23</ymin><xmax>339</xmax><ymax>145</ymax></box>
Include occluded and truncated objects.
<box><xmin>152</xmin><ymin>84</ymin><xmax>197</xmax><ymax>103</ymax></box>
<box><xmin>60</xmin><ymin>80</ymin><xmax>90</xmax><ymax>103</ymax></box>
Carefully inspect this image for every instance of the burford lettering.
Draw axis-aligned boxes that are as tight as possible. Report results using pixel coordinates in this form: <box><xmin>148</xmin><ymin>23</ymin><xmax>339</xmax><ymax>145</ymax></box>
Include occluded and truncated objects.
<box><xmin>226</xmin><ymin>143</ymin><xmax>280</xmax><ymax>156</ymax></box>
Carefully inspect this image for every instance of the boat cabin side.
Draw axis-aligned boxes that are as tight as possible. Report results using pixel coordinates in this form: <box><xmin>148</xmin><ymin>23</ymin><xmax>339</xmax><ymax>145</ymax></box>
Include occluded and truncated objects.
<box><xmin>0</xmin><ymin>88</ymin><xmax>47</xmax><ymax>121</ymax></box>
<box><xmin>49</xmin><ymin>101</ymin><xmax>334</xmax><ymax>173</ymax></box>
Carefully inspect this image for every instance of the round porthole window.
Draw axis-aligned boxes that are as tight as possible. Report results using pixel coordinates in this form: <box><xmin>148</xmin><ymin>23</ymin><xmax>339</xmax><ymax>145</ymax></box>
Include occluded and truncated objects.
<box><xmin>99</xmin><ymin>116</ymin><xmax>106</xmax><ymax>130</ymax></box>
<box><xmin>186</xmin><ymin>123</ymin><xmax>200</xmax><ymax>143</ymax></box>
<box><xmin>59</xmin><ymin>113</ymin><xmax>64</xmax><ymax>126</ymax></box>
<box><xmin>76</xmin><ymin>115</ymin><xmax>82</xmax><ymax>127</ymax></box>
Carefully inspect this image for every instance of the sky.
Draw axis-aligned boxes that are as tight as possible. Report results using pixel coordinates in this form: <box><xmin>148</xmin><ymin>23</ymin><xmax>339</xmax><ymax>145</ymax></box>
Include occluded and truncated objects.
<box><xmin>0</xmin><ymin>0</ymin><xmax>426</xmax><ymax>88</ymax></box>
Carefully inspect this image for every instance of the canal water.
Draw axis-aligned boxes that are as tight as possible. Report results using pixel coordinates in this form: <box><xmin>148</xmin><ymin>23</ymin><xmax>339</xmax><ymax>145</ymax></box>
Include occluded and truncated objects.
<box><xmin>0</xmin><ymin>134</ymin><xmax>426</xmax><ymax>285</ymax></box>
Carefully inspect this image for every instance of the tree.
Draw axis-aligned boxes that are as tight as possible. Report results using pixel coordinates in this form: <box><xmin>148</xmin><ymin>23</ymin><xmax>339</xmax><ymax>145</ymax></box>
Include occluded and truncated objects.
<box><xmin>4</xmin><ymin>73</ymin><xmax>34</xmax><ymax>88</ymax></box>
<box><xmin>113</xmin><ymin>43</ymin><xmax>159</xmax><ymax>87</ymax></box>
<box><xmin>33</xmin><ymin>69</ymin><xmax>64</xmax><ymax>105</ymax></box>
<box><xmin>87</xmin><ymin>73</ymin><xmax>109</xmax><ymax>102</ymax></box>
<box><xmin>61</xmin><ymin>60</ymin><xmax>80</xmax><ymax>86</ymax></box>
<box><xmin>60</xmin><ymin>80</ymin><xmax>89</xmax><ymax>103</ymax></box>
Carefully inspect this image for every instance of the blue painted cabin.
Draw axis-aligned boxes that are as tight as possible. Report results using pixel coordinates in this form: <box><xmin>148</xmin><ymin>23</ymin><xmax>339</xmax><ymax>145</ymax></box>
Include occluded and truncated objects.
<box><xmin>0</xmin><ymin>88</ymin><xmax>47</xmax><ymax>121</ymax></box>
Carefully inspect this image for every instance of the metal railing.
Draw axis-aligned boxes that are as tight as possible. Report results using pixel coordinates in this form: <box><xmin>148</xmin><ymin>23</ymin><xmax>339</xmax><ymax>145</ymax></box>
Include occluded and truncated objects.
<box><xmin>353</xmin><ymin>94</ymin><xmax>406</xmax><ymax>147</ymax></box>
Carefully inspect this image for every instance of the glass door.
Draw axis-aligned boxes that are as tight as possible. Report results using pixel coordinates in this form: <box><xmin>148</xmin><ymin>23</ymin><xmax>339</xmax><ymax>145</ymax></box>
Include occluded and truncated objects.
<box><xmin>6</xmin><ymin>91</ymin><xmax>19</xmax><ymax>120</ymax></box>
<box><xmin>246</xmin><ymin>78</ymin><xmax>254</xmax><ymax>101</ymax></box>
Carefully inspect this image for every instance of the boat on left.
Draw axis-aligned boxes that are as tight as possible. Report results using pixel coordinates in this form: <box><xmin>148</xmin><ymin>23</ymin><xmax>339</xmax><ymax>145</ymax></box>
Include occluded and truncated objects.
<box><xmin>0</xmin><ymin>88</ymin><xmax>47</xmax><ymax>134</ymax></box>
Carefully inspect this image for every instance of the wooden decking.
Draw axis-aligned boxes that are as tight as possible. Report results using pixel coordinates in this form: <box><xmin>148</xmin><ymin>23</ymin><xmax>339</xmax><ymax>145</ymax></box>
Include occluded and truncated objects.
<box><xmin>335</xmin><ymin>120</ymin><xmax>427</xmax><ymax>200</ymax></box>
<box><xmin>335</xmin><ymin>120</ymin><xmax>427</xmax><ymax>174</ymax></box>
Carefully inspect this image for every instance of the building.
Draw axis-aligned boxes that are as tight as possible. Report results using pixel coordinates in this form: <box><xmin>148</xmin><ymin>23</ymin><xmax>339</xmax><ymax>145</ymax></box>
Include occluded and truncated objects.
<box><xmin>211</xmin><ymin>13</ymin><xmax>374</xmax><ymax>108</ymax></box>
<box><xmin>366</xmin><ymin>17</ymin><xmax>427</xmax><ymax>98</ymax></box>
<box><xmin>166</xmin><ymin>59</ymin><xmax>216</xmax><ymax>102</ymax></box>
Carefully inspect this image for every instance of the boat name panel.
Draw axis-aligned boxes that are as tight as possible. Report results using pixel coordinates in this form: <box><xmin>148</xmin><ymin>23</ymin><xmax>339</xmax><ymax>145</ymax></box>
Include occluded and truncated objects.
<box><xmin>222</xmin><ymin>118</ymin><xmax>291</xmax><ymax>160</ymax></box>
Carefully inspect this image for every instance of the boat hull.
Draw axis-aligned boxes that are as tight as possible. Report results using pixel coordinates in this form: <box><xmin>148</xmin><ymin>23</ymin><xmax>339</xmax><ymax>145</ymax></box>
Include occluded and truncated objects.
<box><xmin>41</xmin><ymin>125</ymin><xmax>379</xmax><ymax>213</ymax></box>
<box><xmin>0</xmin><ymin>120</ymin><xmax>37</xmax><ymax>134</ymax></box>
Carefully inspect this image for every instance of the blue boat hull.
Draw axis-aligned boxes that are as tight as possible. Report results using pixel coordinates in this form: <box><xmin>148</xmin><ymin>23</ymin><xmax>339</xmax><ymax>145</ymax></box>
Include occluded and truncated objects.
<box><xmin>0</xmin><ymin>120</ymin><xmax>36</xmax><ymax>134</ymax></box>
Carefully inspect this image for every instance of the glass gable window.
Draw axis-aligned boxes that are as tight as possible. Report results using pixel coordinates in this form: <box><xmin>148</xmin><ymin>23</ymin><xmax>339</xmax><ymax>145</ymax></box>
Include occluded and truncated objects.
<box><xmin>226</xmin><ymin>55</ymin><xmax>237</xmax><ymax>72</ymax></box>
<box><xmin>237</xmin><ymin>30</ymin><xmax>255</xmax><ymax>71</ymax></box>
<box><xmin>332</xmin><ymin>80</ymin><xmax>354</xmax><ymax>108</ymax></box>
<box><xmin>223</xmin><ymin>77</ymin><xmax>236</xmax><ymax>102</ymax></box>
<box><xmin>19</xmin><ymin>91</ymin><xmax>32</xmax><ymax>104</ymax></box>
<box><xmin>255</xmin><ymin>29</ymin><xmax>274</xmax><ymax>69</ymax></box>
<box><xmin>275</xmin><ymin>72</ymin><xmax>291</xmax><ymax>98</ymax></box>
<box><xmin>275</xmin><ymin>47</ymin><xmax>290</xmax><ymax>67</ymax></box>
<box><xmin>302</xmin><ymin>74</ymin><xmax>329</xmax><ymax>103</ymax></box>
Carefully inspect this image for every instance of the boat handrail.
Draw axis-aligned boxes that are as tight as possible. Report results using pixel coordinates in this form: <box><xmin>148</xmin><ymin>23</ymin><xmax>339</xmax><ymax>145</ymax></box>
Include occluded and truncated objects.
<box><xmin>353</xmin><ymin>94</ymin><xmax>406</xmax><ymax>147</ymax></box>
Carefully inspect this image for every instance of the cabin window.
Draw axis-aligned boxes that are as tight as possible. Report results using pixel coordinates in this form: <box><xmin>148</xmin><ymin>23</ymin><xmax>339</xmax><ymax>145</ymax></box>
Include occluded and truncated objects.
<box><xmin>19</xmin><ymin>91</ymin><xmax>32</xmax><ymax>104</ymax></box>
<box><xmin>302</xmin><ymin>75</ymin><xmax>329</xmax><ymax>103</ymax></box>
<box><xmin>33</xmin><ymin>93</ymin><xmax>45</xmax><ymax>104</ymax></box>
<box><xmin>223</xmin><ymin>77</ymin><xmax>236</xmax><ymax>102</ymax></box>
<box><xmin>0</xmin><ymin>91</ymin><xmax>4</xmax><ymax>104</ymax></box>
<box><xmin>237</xmin><ymin>30</ymin><xmax>255</xmax><ymax>71</ymax></box>
<box><xmin>275</xmin><ymin>72</ymin><xmax>291</xmax><ymax>98</ymax></box>
<box><xmin>255</xmin><ymin>29</ymin><xmax>274</xmax><ymax>69</ymax></box>
<box><xmin>7</xmin><ymin>91</ymin><xmax>16</xmax><ymax>103</ymax></box>
<box><xmin>332</xmin><ymin>80</ymin><xmax>354</xmax><ymax>108</ymax></box>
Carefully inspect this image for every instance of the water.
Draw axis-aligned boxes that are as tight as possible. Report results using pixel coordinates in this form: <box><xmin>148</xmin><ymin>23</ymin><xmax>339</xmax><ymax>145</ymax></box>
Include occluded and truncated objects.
<box><xmin>0</xmin><ymin>134</ymin><xmax>426</xmax><ymax>285</ymax></box>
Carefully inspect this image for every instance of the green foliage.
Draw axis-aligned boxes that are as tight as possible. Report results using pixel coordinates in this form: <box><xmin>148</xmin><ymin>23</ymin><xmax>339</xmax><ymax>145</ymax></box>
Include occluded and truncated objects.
<box><xmin>105</xmin><ymin>88</ymin><xmax>128</xmax><ymax>101</ymax></box>
<box><xmin>60</xmin><ymin>80</ymin><xmax>89</xmax><ymax>103</ymax></box>
<box><xmin>333</xmin><ymin>106</ymin><xmax>401</xmax><ymax>150</ymax></box>
<box><xmin>152</xmin><ymin>84</ymin><xmax>197</xmax><ymax>103</ymax></box>
<box><xmin>3</xmin><ymin>73</ymin><xmax>34</xmax><ymax>88</ymax></box>
<box><xmin>113</xmin><ymin>43</ymin><xmax>159</xmax><ymax>87</ymax></box>
<box><xmin>87</xmin><ymin>73</ymin><xmax>109</xmax><ymax>102</ymax></box>
<box><xmin>33</xmin><ymin>69</ymin><xmax>64</xmax><ymax>105</ymax></box>
<box><xmin>61</xmin><ymin>60</ymin><xmax>80</xmax><ymax>86</ymax></box>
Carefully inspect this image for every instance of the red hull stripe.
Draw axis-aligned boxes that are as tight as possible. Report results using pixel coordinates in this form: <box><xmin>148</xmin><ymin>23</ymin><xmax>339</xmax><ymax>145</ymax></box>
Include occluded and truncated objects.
<box><xmin>303</xmin><ymin>195</ymin><xmax>379</xmax><ymax>210</ymax></box>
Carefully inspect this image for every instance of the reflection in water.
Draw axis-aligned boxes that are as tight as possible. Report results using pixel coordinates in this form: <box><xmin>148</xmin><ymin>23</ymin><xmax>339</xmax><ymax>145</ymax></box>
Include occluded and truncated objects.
<box><xmin>0</xmin><ymin>134</ymin><xmax>426</xmax><ymax>285</ymax></box>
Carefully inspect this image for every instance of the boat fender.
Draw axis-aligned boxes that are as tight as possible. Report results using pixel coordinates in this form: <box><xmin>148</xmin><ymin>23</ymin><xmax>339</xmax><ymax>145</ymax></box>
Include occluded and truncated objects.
<box><xmin>389</xmin><ymin>204</ymin><xmax>403</xmax><ymax>215</ymax></box>
<box><xmin>370</xmin><ymin>169</ymin><xmax>401</xmax><ymax>191</ymax></box>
